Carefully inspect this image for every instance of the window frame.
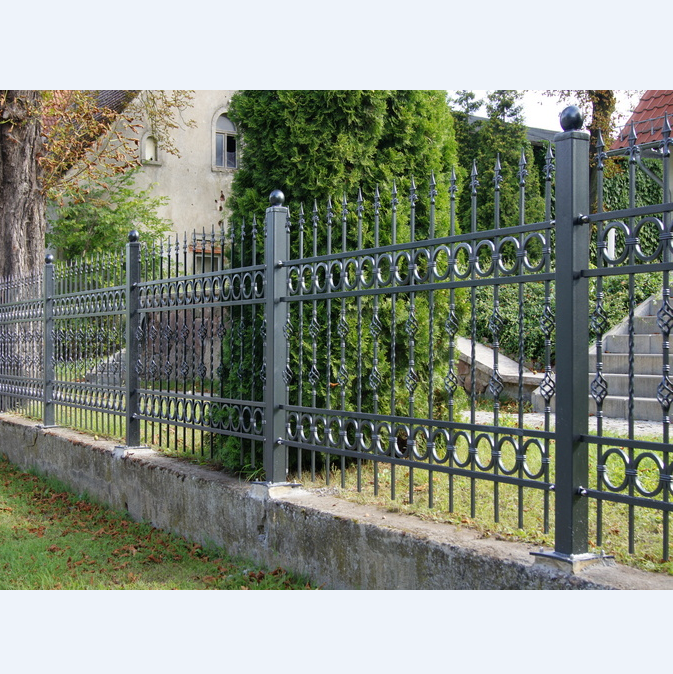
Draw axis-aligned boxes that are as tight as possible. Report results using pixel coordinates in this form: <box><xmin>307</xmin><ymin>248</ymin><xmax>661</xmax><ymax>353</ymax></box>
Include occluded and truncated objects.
<box><xmin>212</xmin><ymin>110</ymin><xmax>238</xmax><ymax>172</ymax></box>
<box><xmin>140</xmin><ymin>131</ymin><xmax>161</xmax><ymax>165</ymax></box>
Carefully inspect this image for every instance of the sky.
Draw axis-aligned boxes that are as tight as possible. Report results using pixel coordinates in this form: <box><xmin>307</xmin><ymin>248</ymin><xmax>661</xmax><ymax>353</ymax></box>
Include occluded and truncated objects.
<box><xmin>449</xmin><ymin>90</ymin><xmax>644</xmax><ymax>133</ymax></box>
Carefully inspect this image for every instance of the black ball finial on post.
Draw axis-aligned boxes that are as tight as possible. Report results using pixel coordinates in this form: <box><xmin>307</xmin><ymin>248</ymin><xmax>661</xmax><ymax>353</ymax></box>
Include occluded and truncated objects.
<box><xmin>269</xmin><ymin>190</ymin><xmax>285</xmax><ymax>207</ymax></box>
<box><xmin>45</xmin><ymin>253</ymin><xmax>54</xmax><ymax>264</ymax></box>
<box><xmin>559</xmin><ymin>106</ymin><xmax>583</xmax><ymax>132</ymax></box>
<box><xmin>128</xmin><ymin>230</ymin><xmax>140</xmax><ymax>243</ymax></box>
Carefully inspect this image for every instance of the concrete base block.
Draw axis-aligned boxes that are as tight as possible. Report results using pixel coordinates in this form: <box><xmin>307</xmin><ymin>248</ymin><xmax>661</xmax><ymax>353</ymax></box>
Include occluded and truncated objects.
<box><xmin>1</xmin><ymin>413</ymin><xmax>670</xmax><ymax>590</ymax></box>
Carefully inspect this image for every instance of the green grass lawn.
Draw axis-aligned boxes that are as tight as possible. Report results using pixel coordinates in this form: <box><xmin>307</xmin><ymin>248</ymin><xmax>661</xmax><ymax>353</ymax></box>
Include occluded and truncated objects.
<box><xmin>0</xmin><ymin>456</ymin><xmax>316</xmax><ymax>590</ymax></box>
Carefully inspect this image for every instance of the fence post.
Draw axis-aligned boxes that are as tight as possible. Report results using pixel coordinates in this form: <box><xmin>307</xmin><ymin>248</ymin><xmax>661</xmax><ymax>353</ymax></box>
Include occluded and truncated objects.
<box><xmin>549</xmin><ymin>106</ymin><xmax>593</xmax><ymax>566</ymax></box>
<box><xmin>263</xmin><ymin>190</ymin><xmax>289</xmax><ymax>483</ymax></box>
<box><xmin>43</xmin><ymin>254</ymin><xmax>55</xmax><ymax>427</ymax></box>
<box><xmin>124</xmin><ymin>230</ymin><xmax>142</xmax><ymax>448</ymax></box>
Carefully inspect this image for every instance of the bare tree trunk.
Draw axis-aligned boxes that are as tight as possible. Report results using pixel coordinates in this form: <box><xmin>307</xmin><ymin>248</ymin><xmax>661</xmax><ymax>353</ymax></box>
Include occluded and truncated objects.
<box><xmin>0</xmin><ymin>90</ymin><xmax>46</xmax><ymax>278</ymax></box>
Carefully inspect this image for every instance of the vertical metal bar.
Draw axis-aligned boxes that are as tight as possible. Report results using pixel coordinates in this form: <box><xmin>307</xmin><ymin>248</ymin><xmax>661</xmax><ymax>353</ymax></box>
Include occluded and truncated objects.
<box><xmin>542</xmin><ymin>141</ymin><xmax>555</xmax><ymax>536</ymax></box>
<box><xmin>469</xmin><ymin>160</ymin><xmax>479</xmax><ymax>518</ymax></box>
<box><xmin>553</xmin><ymin>112</ymin><xmax>591</xmax><ymax>558</ymax></box>
<box><xmin>263</xmin><ymin>190</ymin><xmax>289</xmax><ymax>483</ymax></box>
<box><xmin>406</xmin><ymin>178</ymin><xmax>417</xmax><ymax>505</ymax></box>
<box><xmin>659</xmin><ymin>114</ymin><xmax>672</xmax><ymax>560</ymax></box>
<box><xmin>339</xmin><ymin>194</ymin><xmax>348</xmax><ymax>488</ymax></box>
<box><xmin>592</xmin><ymin>130</ymin><xmax>607</xmax><ymax>548</ymax></box>
<box><xmin>325</xmin><ymin>198</ymin><xmax>333</xmax><ymax>484</ymax></box>
<box><xmin>43</xmin><ymin>255</ymin><xmax>55</xmax><ymax>427</ymax></box>
<box><xmin>372</xmin><ymin>187</ymin><xmax>381</xmax><ymax>497</ymax></box>
<box><xmin>310</xmin><ymin>202</ymin><xmax>319</xmax><ymax>483</ymax></box>
<box><xmin>390</xmin><ymin>182</ymin><xmax>398</xmax><ymax>502</ymax></box>
<box><xmin>427</xmin><ymin>173</ymin><xmax>437</xmax><ymax>509</ymax></box>
<box><xmin>627</xmin><ymin>125</ymin><xmax>638</xmax><ymax>555</ymax></box>
<box><xmin>356</xmin><ymin>189</ymin><xmax>364</xmax><ymax>495</ymax></box>
<box><xmin>516</xmin><ymin>149</ymin><xmax>527</xmax><ymax>530</ymax></box>
<box><xmin>491</xmin><ymin>155</ymin><xmax>502</xmax><ymax>524</ymax></box>
<box><xmin>125</xmin><ymin>230</ymin><xmax>142</xmax><ymax>448</ymax></box>
<box><xmin>447</xmin><ymin>168</ymin><xmax>458</xmax><ymax>513</ymax></box>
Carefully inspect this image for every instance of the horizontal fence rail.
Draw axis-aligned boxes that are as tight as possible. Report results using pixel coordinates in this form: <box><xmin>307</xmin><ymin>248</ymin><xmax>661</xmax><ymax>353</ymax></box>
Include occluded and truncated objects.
<box><xmin>1</xmin><ymin>109</ymin><xmax>672</xmax><ymax>567</ymax></box>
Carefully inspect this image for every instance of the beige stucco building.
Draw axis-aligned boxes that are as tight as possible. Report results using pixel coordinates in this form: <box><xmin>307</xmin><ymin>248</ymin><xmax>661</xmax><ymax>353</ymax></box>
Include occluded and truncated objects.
<box><xmin>130</xmin><ymin>90</ymin><xmax>239</xmax><ymax>240</ymax></box>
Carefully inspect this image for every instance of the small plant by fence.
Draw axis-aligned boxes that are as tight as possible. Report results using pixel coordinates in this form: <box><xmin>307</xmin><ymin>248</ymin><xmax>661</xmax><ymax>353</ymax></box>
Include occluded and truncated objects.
<box><xmin>1</xmin><ymin>108</ymin><xmax>672</xmax><ymax>569</ymax></box>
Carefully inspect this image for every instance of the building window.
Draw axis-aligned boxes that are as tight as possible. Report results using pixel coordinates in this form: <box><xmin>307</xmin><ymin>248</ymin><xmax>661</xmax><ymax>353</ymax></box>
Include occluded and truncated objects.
<box><xmin>214</xmin><ymin>115</ymin><xmax>237</xmax><ymax>169</ymax></box>
<box><xmin>141</xmin><ymin>133</ymin><xmax>160</xmax><ymax>165</ymax></box>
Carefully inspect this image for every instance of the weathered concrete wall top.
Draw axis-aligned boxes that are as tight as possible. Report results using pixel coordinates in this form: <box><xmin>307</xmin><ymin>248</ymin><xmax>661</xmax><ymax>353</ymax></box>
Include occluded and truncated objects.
<box><xmin>1</xmin><ymin>413</ymin><xmax>670</xmax><ymax>590</ymax></box>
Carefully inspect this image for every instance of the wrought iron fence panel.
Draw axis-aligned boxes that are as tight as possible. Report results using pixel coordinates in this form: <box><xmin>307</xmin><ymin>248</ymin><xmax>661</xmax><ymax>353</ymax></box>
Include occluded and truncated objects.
<box><xmin>279</xmin><ymin>163</ymin><xmax>557</xmax><ymax>533</ymax></box>
<box><xmin>134</xmin><ymin>226</ymin><xmax>267</xmax><ymax>462</ymax></box>
<box><xmin>2</xmin><ymin>107</ymin><xmax>672</xmax><ymax>567</ymax></box>
<box><xmin>51</xmin><ymin>249</ymin><xmax>127</xmax><ymax>436</ymax></box>
<box><xmin>584</xmin><ymin>118</ymin><xmax>673</xmax><ymax>561</ymax></box>
<box><xmin>0</xmin><ymin>271</ymin><xmax>44</xmax><ymax>418</ymax></box>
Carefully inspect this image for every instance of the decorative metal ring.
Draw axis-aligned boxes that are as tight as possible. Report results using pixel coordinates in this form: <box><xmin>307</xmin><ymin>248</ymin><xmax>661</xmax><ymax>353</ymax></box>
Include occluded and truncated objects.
<box><xmin>599</xmin><ymin>447</ymin><xmax>629</xmax><ymax>492</ymax></box>
<box><xmin>375</xmin><ymin>254</ymin><xmax>394</xmax><ymax>287</ymax></box>
<box><xmin>473</xmin><ymin>432</ymin><xmax>495</xmax><ymax>471</ymax></box>
<box><xmin>299</xmin><ymin>413</ymin><xmax>312</xmax><ymax>444</ymax></box>
<box><xmin>343</xmin><ymin>258</ymin><xmax>359</xmax><ymax>291</ymax></box>
<box><xmin>522</xmin><ymin>232</ymin><xmax>547</xmax><ymax>273</ymax></box>
<box><xmin>184</xmin><ymin>280</ymin><xmax>195</xmax><ymax>305</ymax></box>
<box><xmin>253</xmin><ymin>271</ymin><xmax>265</xmax><ymax>298</ymax></box>
<box><xmin>193</xmin><ymin>401</ymin><xmax>203</xmax><ymax>425</ymax></box>
<box><xmin>241</xmin><ymin>272</ymin><xmax>253</xmax><ymax>300</ymax></box>
<box><xmin>632</xmin><ymin>451</ymin><xmax>665</xmax><ymax>498</ymax></box>
<box><xmin>451</xmin><ymin>430</ymin><xmax>472</xmax><ymax>467</ymax></box>
<box><xmin>252</xmin><ymin>407</ymin><xmax>264</xmax><ymax>435</ymax></box>
<box><xmin>429</xmin><ymin>428</ymin><xmax>452</xmax><ymax>464</ymax></box>
<box><xmin>520</xmin><ymin>438</ymin><xmax>546</xmax><ymax>480</ymax></box>
<box><xmin>496</xmin><ymin>436</ymin><xmax>521</xmax><ymax>475</ymax></box>
<box><xmin>311</xmin><ymin>415</ymin><xmax>327</xmax><ymax>445</ymax></box>
<box><xmin>328</xmin><ymin>416</ymin><xmax>342</xmax><ymax>448</ymax></box>
<box><xmin>412</xmin><ymin>249</ymin><xmax>431</xmax><ymax>284</ymax></box>
<box><xmin>410</xmin><ymin>425</ymin><xmax>430</xmax><ymax>461</ymax></box>
<box><xmin>344</xmin><ymin>418</ymin><xmax>358</xmax><ymax>450</ymax></box>
<box><xmin>329</xmin><ymin>260</ymin><xmax>343</xmax><ymax>291</ymax></box>
<box><xmin>221</xmin><ymin>276</ymin><xmax>232</xmax><ymax>301</ymax></box>
<box><xmin>475</xmin><ymin>240</ymin><xmax>496</xmax><ymax>278</ymax></box>
<box><xmin>229</xmin><ymin>404</ymin><xmax>240</xmax><ymax>431</ymax></box>
<box><xmin>599</xmin><ymin>221</ymin><xmax>630</xmax><ymax>266</ymax></box>
<box><xmin>452</xmin><ymin>243</ymin><xmax>473</xmax><ymax>280</ymax></box>
<box><xmin>203</xmin><ymin>278</ymin><xmax>213</xmax><ymax>302</ymax></box>
<box><xmin>634</xmin><ymin>217</ymin><xmax>664</xmax><ymax>263</ymax></box>
<box><xmin>496</xmin><ymin>236</ymin><xmax>520</xmax><ymax>276</ymax></box>
<box><xmin>285</xmin><ymin>411</ymin><xmax>299</xmax><ymax>441</ymax></box>
<box><xmin>359</xmin><ymin>256</ymin><xmax>376</xmax><ymax>289</ymax></box>
<box><xmin>374</xmin><ymin>422</ymin><xmax>391</xmax><ymax>455</ymax></box>
<box><xmin>358</xmin><ymin>419</ymin><xmax>376</xmax><ymax>453</ymax></box>
<box><xmin>313</xmin><ymin>263</ymin><xmax>329</xmax><ymax>294</ymax></box>
<box><xmin>394</xmin><ymin>251</ymin><xmax>411</xmax><ymax>285</ymax></box>
<box><xmin>432</xmin><ymin>245</ymin><xmax>452</xmax><ymax>282</ymax></box>
<box><xmin>183</xmin><ymin>399</ymin><xmax>194</xmax><ymax>423</ymax></box>
<box><xmin>300</xmin><ymin>264</ymin><xmax>313</xmax><ymax>295</ymax></box>
<box><xmin>393</xmin><ymin>424</ymin><xmax>411</xmax><ymax>458</ymax></box>
<box><xmin>211</xmin><ymin>277</ymin><xmax>221</xmax><ymax>301</ymax></box>
<box><xmin>240</xmin><ymin>405</ymin><xmax>252</xmax><ymax>433</ymax></box>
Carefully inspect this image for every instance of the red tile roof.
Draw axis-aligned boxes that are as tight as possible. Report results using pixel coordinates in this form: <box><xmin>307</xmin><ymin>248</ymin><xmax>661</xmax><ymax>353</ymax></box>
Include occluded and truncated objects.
<box><xmin>612</xmin><ymin>90</ymin><xmax>673</xmax><ymax>149</ymax></box>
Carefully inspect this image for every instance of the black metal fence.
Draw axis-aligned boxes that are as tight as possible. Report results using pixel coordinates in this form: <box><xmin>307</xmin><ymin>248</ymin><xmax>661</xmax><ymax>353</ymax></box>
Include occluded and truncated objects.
<box><xmin>1</xmin><ymin>109</ymin><xmax>672</xmax><ymax>567</ymax></box>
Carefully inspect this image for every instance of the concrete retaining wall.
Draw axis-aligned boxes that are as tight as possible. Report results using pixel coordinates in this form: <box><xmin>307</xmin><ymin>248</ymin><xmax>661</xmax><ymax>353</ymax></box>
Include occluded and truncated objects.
<box><xmin>1</xmin><ymin>413</ymin><xmax>670</xmax><ymax>590</ymax></box>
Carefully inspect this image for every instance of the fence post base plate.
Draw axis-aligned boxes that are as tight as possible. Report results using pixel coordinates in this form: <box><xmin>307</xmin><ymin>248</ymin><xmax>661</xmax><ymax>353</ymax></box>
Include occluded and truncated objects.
<box><xmin>250</xmin><ymin>481</ymin><xmax>302</xmax><ymax>501</ymax></box>
<box><xmin>530</xmin><ymin>549</ymin><xmax>615</xmax><ymax>574</ymax></box>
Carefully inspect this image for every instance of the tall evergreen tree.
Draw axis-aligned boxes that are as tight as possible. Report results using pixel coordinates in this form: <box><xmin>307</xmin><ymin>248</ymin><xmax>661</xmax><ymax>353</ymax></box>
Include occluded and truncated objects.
<box><xmin>451</xmin><ymin>90</ymin><xmax>546</xmax><ymax>233</ymax></box>
<box><xmin>219</xmin><ymin>90</ymin><xmax>464</xmax><ymax>473</ymax></box>
<box><xmin>227</xmin><ymin>90</ymin><xmax>458</xmax><ymax>239</ymax></box>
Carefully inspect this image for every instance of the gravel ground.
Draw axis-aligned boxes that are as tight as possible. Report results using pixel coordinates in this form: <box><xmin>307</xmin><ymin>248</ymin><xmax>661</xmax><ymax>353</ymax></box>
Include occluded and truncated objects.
<box><xmin>467</xmin><ymin>411</ymin><xmax>666</xmax><ymax>438</ymax></box>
